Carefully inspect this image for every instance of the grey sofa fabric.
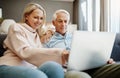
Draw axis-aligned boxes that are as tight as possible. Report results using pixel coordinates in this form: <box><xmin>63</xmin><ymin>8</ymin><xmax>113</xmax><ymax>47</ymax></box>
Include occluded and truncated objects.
<box><xmin>0</xmin><ymin>34</ymin><xmax>7</xmax><ymax>57</ymax></box>
<box><xmin>0</xmin><ymin>33</ymin><xmax>120</xmax><ymax>61</ymax></box>
<box><xmin>111</xmin><ymin>33</ymin><xmax>120</xmax><ymax>61</ymax></box>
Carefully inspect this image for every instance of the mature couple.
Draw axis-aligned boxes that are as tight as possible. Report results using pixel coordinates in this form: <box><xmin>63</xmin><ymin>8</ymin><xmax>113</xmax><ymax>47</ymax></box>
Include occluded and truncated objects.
<box><xmin>0</xmin><ymin>2</ymin><xmax>120</xmax><ymax>78</ymax></box>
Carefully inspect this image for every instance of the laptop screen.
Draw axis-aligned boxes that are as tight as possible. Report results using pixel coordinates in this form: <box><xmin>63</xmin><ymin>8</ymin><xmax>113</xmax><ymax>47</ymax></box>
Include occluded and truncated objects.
<box><xmin>67</xmin><ymin>31</ymin><xmax>116</xmax><ymax>71</ymax></box>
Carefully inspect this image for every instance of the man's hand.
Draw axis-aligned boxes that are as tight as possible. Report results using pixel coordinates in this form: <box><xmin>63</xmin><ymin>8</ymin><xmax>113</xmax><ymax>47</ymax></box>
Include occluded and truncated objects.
<box><xmin>107</xmin><ymin>58</ymin><xmax>116</xmax><ymax>64</ymax></box>
<box><xmin>40</xmin><ymin>30</ymin><xmax>54</xmax><ymax>43</ymax></box>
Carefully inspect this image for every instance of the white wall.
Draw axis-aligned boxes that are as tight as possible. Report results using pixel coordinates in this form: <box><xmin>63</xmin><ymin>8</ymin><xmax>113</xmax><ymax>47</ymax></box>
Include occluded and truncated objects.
<box><xmin>0</xmin><ymin>0</ymin><xmax>73</xmax><ymax>23</ymax></box>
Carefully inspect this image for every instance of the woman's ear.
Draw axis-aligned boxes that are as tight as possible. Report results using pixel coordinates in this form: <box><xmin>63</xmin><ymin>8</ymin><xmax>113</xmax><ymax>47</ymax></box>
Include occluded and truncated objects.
<box><xmin>25</xmin><ymin>14</ymin><xmax>29</xmax><ymax>21</ymax></box>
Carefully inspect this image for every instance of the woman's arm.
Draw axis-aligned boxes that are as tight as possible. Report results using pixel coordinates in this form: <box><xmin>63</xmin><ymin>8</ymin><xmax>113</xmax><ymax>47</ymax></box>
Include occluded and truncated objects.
<box><xmin>6</xmin><ymin>23</ymin><xmax>63</xmax><ymax>66</ymax></box>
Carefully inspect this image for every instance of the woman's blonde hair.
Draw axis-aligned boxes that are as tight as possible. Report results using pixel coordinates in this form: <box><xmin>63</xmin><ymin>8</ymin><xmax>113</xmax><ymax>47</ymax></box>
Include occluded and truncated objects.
<box><xmin>22</xmin><ymin>3</ymin><xmax>46</xmax><ymax>26</ymax></box>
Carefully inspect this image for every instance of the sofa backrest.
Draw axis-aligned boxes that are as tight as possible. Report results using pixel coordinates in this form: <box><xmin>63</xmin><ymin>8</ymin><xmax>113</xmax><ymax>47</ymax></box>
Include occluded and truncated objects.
<box><xmin>111</xmin><ymin>33</ymin><xmax>120</xmax><ymax>61</ymax></box>
<box><xmin>0</xmin><ymin>34</ymin><xmax>7</xmax><ymax>57</ymax></box>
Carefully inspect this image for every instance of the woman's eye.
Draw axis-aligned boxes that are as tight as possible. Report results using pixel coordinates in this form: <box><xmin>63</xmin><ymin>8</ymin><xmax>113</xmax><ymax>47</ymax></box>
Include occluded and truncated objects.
<box><xmin>34</xmin><ymin>17</ymin><xmax>39</xmax><ymax>19</ymax></box>
<box><xmin>34</xmin><ymin>17</ymin><xmax>43</xmax><ymax>20</ymax></box>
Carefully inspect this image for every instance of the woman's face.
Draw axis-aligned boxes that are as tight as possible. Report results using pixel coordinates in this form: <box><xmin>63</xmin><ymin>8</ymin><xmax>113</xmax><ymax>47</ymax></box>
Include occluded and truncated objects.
<box><xmin>26</xmin><ymin>8</ymin><xmax>44</xmax><ymax>29</ymax></box>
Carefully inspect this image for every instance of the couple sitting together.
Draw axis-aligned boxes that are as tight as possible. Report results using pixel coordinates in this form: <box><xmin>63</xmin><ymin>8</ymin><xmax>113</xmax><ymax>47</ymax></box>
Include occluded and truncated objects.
<box><xmin>0</xmin><ymin>2</ymin><xmax>120</xmax><ymax>78</ymax></box>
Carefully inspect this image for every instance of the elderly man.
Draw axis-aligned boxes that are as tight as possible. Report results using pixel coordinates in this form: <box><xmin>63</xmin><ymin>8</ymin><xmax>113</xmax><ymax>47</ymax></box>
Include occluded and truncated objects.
<box><xmin>43</xmin><ymin>9</ymin><xmax>91</xmax><ymax>78</ymax></box>
<box><xmin>44</xmin><ymin>9</ymin><xmax>120</xmax><ymax>78</ymax></box>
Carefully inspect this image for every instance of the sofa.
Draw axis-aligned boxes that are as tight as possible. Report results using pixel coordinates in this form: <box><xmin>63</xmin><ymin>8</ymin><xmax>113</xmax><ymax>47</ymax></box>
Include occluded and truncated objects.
<box><xmin>0</xmin><ymin>33</ymin><xmax>120</xmax><ymax>62</ymax></box>
<box><xmin>111</xmin><ymin>33</ymin><xmax>120</xmax><ymax>61</ymax></box>
<box><xmin>0</xmin><ymin>34</ymin><xmax>7</xmax><ymax>57</ymax></box>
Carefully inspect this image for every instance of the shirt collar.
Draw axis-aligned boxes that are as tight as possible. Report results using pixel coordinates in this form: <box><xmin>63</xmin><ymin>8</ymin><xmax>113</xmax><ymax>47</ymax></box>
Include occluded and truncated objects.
<box><xmin>54</xmin><ymin>32</ymin><xmax>68</xmax><ymax>38</ymax></box>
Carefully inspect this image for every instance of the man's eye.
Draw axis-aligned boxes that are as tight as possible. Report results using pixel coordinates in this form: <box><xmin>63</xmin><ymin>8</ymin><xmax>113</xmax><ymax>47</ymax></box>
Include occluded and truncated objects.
<box><xmin>40</xmin><ymin>17</ymin><xmax>43</xmax><ymax>20</ymax></box>
<box><xmin>34</xmin><ymin>17</ymin><xmax>39</xmax><ymax>19</ymax></box>
<box><xmin>64</xmin><ymin>21</ymin><xmax>67</xmax><ymax>23</ymax></box>
<box><xmin>58</xmin><ymin>20</ymin><xmax>62</xmax><ymax>23</ymax></box>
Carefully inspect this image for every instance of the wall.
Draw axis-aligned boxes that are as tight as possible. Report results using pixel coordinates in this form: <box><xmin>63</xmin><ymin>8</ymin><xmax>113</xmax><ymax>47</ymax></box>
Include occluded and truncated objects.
<box><xmin>73</xmin><ymin>0</ymin><xmax>79</xmax><ymax>25</ymax></box>
<box><xmin>0</xmin><ymin>0</ymin><xmax>1</xmax><ymax>6</ymax></box>
<box><xmin>0</xmin><ymin>0</ymin><xmax>73</xmax><ymax>23</ymax></box>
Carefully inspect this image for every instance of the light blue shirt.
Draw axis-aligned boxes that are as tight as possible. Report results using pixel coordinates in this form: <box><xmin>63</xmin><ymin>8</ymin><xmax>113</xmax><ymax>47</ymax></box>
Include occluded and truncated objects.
<box><xmin>44</xmin><ymin>32</ymin><xmax>72</xmax><ymax>51</ymax></box>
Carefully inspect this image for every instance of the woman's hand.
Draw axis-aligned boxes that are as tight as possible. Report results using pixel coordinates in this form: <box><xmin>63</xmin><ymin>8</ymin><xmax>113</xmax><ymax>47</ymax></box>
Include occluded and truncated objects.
<box><xmin>61</xmin><ymin>50</ymin><xmax>69</xmax><ymax>65</ymax></box>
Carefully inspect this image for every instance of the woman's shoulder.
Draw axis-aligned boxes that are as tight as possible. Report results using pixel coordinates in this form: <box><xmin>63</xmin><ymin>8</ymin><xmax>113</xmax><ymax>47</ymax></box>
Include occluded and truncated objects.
<box><xmin>9</xmin><ymin>22</ymin><xmax>21</xmax><ymax>28</ymax></box>
<box><xmin>9</xmin><ymin>23</ymin><xmax>26</xmax><ymax>33</ymax></box>
<box><xmin>10</xmin><ymin>22</ymin><xmax>24</xmax><ymax>28</ymax></box>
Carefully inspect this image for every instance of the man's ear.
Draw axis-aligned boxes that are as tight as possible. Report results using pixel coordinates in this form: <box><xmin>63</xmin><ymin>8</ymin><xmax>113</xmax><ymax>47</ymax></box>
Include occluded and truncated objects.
<box><xmin>52</xmin><ymin>21</ymin><xmax>55</xmax><ymax>27</ymax></box>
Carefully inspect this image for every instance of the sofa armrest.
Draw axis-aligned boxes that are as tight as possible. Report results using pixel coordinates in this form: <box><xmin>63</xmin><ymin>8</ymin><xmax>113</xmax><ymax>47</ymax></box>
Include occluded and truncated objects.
<box><xmin>0</xmin><ymin>34</ymin><xmax>7</xmax><ymax>57</ymax></box>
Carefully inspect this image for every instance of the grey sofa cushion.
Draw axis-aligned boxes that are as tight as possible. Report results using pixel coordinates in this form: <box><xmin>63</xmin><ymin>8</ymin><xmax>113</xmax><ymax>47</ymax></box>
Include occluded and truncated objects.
<box><xmin>0</xmin><ymin>34</ymin><xmax>7</xmax><ymax>57</ymax></box>
<box><xmin>111</xmin><ymin>33</ymin><xmax>120</xmax><ymax>61</ymax></box>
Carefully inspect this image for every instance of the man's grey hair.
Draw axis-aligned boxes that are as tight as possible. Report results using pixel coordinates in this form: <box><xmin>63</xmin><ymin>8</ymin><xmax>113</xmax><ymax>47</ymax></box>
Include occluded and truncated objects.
<box><xmin>52</xmin><ymin>9</ymin><xmax>70</xmax><ymax>21</ymax></box>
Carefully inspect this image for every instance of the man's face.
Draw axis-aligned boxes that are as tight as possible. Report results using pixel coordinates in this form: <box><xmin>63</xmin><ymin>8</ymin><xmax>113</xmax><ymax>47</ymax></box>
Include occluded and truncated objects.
<box><xmin>53</xmin><ymin>12</ymin><xmax>69</xmax><ymax>35</ymax></box>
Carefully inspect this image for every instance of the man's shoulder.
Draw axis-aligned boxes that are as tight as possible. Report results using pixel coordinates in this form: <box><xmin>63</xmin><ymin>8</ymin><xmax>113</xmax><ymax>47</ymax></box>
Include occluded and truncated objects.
<box><xmin>66</xmin><ymin>32</ymin><xmax>73</xmax><ymax>38</ymax></box>
<box><xmin>43</xmin><ymin>35</ymin><xmax>57</xmax><ymax>47</ymax></box>
<box><xmin>47</xmin><ymin>34</ymin><xmax>59</xmax><ymax>43</ymax></box>
<box><xmin>44</xmin><ymin>33</ymin><xmax>64</xmax><ymax>47</ymax></box>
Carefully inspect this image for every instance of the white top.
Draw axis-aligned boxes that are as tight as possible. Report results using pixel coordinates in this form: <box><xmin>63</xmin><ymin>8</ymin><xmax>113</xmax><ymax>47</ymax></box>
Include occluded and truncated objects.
<box><xmin>0</xmin><ymin>23</ymin><xmax>62</xmax><ymax>68</ymax></box>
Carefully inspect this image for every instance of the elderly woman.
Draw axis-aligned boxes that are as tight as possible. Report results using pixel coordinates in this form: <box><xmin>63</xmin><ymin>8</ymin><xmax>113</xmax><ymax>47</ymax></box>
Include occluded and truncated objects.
<box><xmin>0</xmin><ymin>3</ymin><xmax>68</xmax><ymax>78</ymax></box>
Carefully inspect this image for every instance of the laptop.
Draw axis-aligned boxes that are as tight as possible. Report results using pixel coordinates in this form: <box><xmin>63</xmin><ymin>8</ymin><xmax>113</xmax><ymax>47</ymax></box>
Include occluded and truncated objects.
<box><xmin>67</xmin><ymin>31</ymin><xmax>116</xmax><ymax>71</ymax></box>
